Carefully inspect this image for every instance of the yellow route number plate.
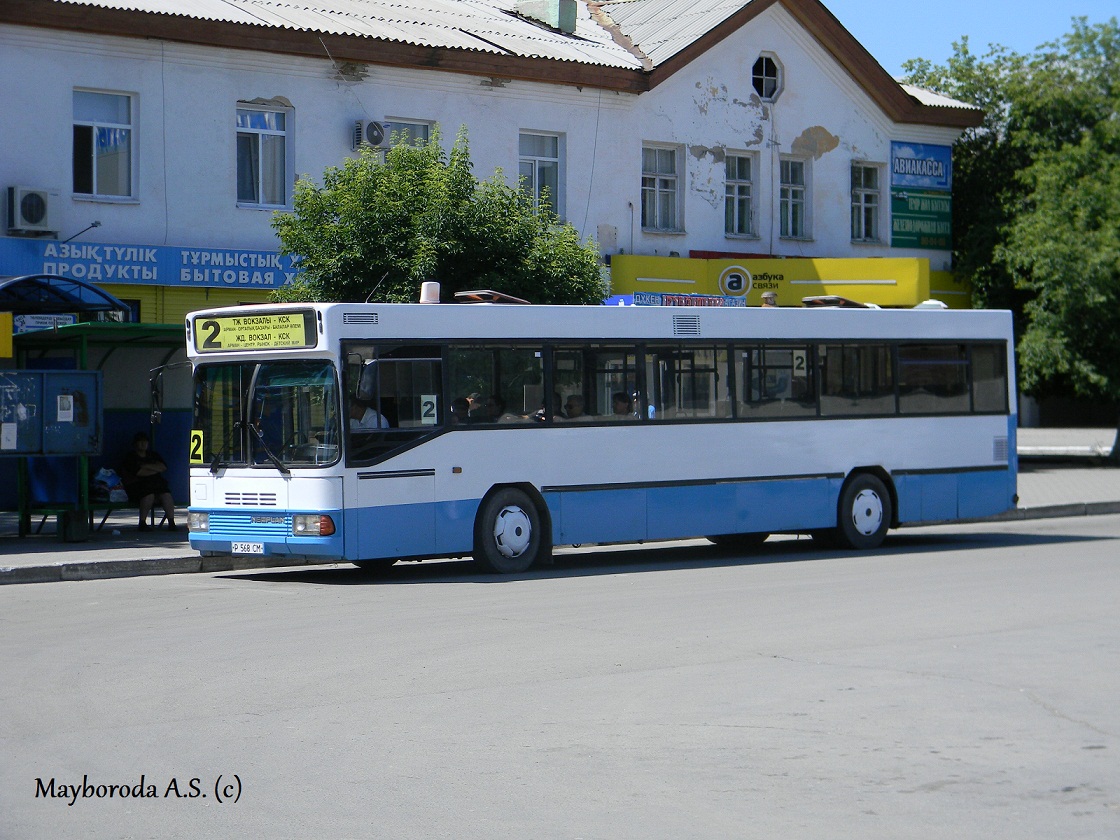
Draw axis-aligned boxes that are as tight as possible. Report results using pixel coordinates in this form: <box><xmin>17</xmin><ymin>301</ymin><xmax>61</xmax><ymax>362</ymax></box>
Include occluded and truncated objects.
<box><xmin>189</xmin><ymin>430</ymin><xmax>205</xmax><ymax>464</ymax></box>
<box><xmin>193</xmin><ymin>310</ymin><xmax>315</xmax><ymax>352</ymax></box>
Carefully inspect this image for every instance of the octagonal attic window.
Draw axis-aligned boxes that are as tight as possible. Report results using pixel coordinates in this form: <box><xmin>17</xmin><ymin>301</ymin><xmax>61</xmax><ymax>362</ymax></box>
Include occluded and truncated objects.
<box><xmin>752</xmin><ymin>54</ymin><xmax>782</xmax><ymax>101</ymax></box>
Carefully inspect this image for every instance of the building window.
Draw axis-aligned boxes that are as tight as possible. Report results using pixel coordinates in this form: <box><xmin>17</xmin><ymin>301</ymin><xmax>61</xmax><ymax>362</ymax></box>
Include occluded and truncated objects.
<box><xmin>366</xmin><ymin>120</ymin><xmax>431</xmax><ymax>163</ymax></box>
<box><xmin>519</xmin><ymin>132</ymin><xmax>562</xmax><ymax>216</ymax></box>
<box><xmin>779</xmin><ymin>158</ymin><xmax>807</xmax><ymax>238</ymax></box>
<box><xmin>851</xmin><ymin>163</ymin><xmax>881</xmax><ymax>242</ymax></box>
<box><xmin>752</xmin><ymin>55</ymin><xmax>782</xmax><ymax>101</ymax></box>
<box><xmin>383</xmin><ymin>120</ymin><xmax>429</xmax><ymax>147</ymax></box>
<box><xmin>724</xmin><ymin>154</ymin><xmax>755</xmax><ymax>236</ymax></box>
<box><xmin>642</xmin><ymin>145</ymin><xmax>681</xmax><ymax>231</ymax></box>
<box><xmin>237</xmin><ymin>107</ymin><xmax>289</xmax><ymax>207</ymax></box>
<box><xmin>73</xmin><ymin>90</ymin><xmax>133</xmax><ymax>198</ymax></box>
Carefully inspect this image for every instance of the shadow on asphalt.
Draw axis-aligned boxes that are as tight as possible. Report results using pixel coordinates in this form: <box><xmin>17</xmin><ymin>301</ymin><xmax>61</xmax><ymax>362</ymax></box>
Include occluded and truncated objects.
<box><xmin>220</xmin><ymin>527</ymin><xmax>1109</xmax><ymax>587</ymax></box>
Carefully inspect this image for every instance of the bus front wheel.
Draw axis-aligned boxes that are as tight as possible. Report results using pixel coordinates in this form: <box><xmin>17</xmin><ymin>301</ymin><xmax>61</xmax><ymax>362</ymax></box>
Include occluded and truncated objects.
<box><xmin>474</xmin><ymin>488</ymin><xmax>542</xmax><ymax>574</ymax></box>
<box><xmin>836</xmin><ymin>473</ymin><xmax>892</xmax><ymax>550</ymax></box>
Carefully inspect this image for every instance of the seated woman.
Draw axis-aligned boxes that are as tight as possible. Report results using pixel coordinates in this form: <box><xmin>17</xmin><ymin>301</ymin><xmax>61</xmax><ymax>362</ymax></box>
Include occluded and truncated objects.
<box><xmin>120</xmin><ymin>432</ymin><xmax>178</xmax><ymax>532</ymax></box>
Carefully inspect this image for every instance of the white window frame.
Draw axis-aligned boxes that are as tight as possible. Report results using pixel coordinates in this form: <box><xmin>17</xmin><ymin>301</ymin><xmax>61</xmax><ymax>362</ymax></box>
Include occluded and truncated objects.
<box><xmin>367</xmin><ymin>119</ymin><xmax>432</xmax><ymax>164</ymax></box>
<box><xmin>519</xmin><ymin>131</ymin><xmax>564</xmax><ymax>217</ymax></box>
<box><xmin>752</xmin><ymin>53</ymin><xmax>784</xmax><ymax>102</ymax></box>
<box><xmin>779</xmin><ymin>157</ymin><xmax>810</xmax><ymax>239</ymax></box>
<box><xmin>382</xmin><ymin>120</ymin><xmax>430</xmax><ymax>147</ymax></box>
<box><xmin>642</xmin><ymin>144</ymin><xmax>683</xmax><ymax>232</ymax></box>
<box><xmin>236</xmin><ymin>104</ymin><xmax>292</xmax><ymax>209</ymax></box>
<box><xmin>73</xmin><ymin>89</ymin><xmax>135</xmax><ymax>199</ymax></box>
<box><xmin>850</xmin><ymin>162</ymin><xmax>882</xmax><ymax>243</ymax></box>
<box><xmin>724</xmin><ymin>152</ymin><xmax>757</xmax><ymax>237</ymax></box>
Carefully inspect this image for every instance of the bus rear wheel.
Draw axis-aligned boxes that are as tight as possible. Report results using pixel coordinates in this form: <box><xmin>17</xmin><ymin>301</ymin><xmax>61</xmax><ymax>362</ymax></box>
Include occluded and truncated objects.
<box><xmin>474</xmin><ymin>488</ymin><xmax>542</xmax><ymax>574</ymax></box>
<box><xmin>835</xmin><ymin>473</ymin><xmax>891</xmax><ymax>550</ymax></box>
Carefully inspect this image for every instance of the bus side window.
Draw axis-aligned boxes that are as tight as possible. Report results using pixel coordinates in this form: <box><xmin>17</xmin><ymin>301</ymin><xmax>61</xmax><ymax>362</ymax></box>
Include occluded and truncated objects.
<box><xmin>737</xmin><ymin>344</ymin><xmax>815</xmax><ymax>418</ymax></box>
<box><xmin>819</xmin><ymin>343</ymin><xmax>894</xmax><ymax>416</ymax></box>
<box><xmin>970</xmin><ymin>343</ymin><xmax>1008</xmax><ymax>413</ymax></box>
<box><xmin>448</xmin><ymin>345</ymin><xmax>543</xmax><ymax>424</ymax></box>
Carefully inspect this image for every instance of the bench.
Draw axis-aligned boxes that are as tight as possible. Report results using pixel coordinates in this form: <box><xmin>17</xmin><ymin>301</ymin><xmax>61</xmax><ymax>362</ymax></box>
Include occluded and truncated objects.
<box><xmin>24</xmin><ymin>501</ymin><xmax>165</xmax><ymax>537</ymax></box>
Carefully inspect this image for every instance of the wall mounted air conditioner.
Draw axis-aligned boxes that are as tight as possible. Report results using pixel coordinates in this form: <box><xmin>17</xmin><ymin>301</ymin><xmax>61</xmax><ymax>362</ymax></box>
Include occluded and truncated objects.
<box><xmin>7</xmin><ymin>186</ymin><xmax>60</xmax><ymax>234</ymax></box>
<box><xmin>352</xmin><ymin>121</ymin><xmax>390</xmax><ymax>151</ymax></box>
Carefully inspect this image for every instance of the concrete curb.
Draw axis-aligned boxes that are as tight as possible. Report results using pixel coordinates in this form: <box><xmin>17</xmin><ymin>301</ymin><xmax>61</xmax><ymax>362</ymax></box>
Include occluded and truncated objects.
<box><xmin>0</xmin><ymin>552</ymin><xmax>334</xmax><ymax>585</ymax></box>
<box><xmin>987</xmin><ymin>501</ymin><xmax>1120</xmax><ymax>521</ymax></box>
<box><xmin>1019</xmin><ymin>454</ymin><xmax>1116</xmax><ymax>466</ymax></box>
<box><xmin>4</xmin><ymin>502</ymin><xmax>1120</xmax><ymax>585</ymax></box>
<box><xmin>0</xmin><ymin>555</ymin><xmax>204</xmax><ymax>585</ymax></box>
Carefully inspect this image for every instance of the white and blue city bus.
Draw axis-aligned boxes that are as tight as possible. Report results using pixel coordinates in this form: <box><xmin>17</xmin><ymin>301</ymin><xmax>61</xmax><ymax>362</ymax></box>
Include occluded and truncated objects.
<box><xmin>185</xmin><ymin>297</ymin><xmax>1017</xmax><ymax>573</ymax></box>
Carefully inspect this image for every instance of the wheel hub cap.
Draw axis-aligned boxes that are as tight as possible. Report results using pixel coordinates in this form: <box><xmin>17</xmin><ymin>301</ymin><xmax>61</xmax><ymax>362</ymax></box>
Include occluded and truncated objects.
<box><xmin>493</xmin><ymin>506</ymin><xmax>532</xmax><ymax>558</ymax></box>
<box><xmin>851</xmin><ymin>489</ymin><xmax>883</xmax><ymax>536</ymax></box>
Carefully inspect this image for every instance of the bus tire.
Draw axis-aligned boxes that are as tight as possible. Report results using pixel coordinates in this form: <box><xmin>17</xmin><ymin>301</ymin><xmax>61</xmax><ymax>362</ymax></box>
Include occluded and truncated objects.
<box><xmin>474</xmin><ymin>488</ymin><xmax>542</xmax><ymax>574</ymax></box>
<box><xmin>707</xmin><ymin>532</ymin><xmax>769</xmax><ymax>549</ymax></box>
<box><xmin>836</xmin><ymin>473</ymin><xmax>891</xmax><ymax>550</ymax></box>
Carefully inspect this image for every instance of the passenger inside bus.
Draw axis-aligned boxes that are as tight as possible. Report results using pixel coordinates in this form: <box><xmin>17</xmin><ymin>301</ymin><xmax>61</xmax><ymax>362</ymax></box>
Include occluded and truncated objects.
<box><xmin>349</xmin><ymin>398</ymin><xmax>390</xmax><ymax>430</ymax></box>
<box><xmin>532</xmin><ymin>393</ymin><xmax>561</xmax><ymax>422</ymax></box>
<box><xmin>563</xmin><ymin>394</ymin><xmax>589</xmax><ymax>420</ymax></box>
<box><xmin>611</xmin><ymin>392</ymin><xmax>633</xmax><ymax>417</ymax></box>
<box><xmin>467</xmin><ymin>392</ymin><xmax>486</xmax><ymax>422</ymax></box>
<box><xmin>484</xmin><ymin>394</ymin><xmax>523</xmax><ymax>423</ymax></box>
<box><xmin>450</xmin><ymin>397</ymin><xmax>471</xmax><ymax>424</ymax></box>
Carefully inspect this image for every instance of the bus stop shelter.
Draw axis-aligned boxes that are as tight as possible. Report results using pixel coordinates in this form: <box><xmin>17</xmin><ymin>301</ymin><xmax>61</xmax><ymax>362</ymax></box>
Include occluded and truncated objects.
<box><xmin>2</xmin><ymin>274</ymin><xmax>187</xmax><ymax>537</ymax></box>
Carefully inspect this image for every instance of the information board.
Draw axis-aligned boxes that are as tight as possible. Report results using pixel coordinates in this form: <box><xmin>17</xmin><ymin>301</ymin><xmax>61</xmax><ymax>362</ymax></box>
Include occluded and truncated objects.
<box><xmin>0</xmin><ymin>371</ymin><xmax>102</xmax><ymax>455</ymax></box>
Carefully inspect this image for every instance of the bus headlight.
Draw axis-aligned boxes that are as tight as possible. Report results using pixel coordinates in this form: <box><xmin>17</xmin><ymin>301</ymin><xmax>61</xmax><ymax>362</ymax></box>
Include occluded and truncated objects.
<box><xmin>188</xmin><ymin>512</ymin><xmax>209</xmax><ymax>532</ymax></box>
<box><xmin>293</xmin><ymin>514</ymin><xmax>336</xmax><ymax>537</ymax></box>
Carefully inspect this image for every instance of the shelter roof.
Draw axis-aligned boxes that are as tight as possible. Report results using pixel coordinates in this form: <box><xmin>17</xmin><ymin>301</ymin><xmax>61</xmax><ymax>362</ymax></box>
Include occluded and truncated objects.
<box><xmin>13</xmin><ymin>322</ymin><xmax>184</xmax><ymax>351</ymax></box>
<box><xmin>0</xmin><ymin>274</ymin><xmax>131</xmax><ymax>316</ymax></box>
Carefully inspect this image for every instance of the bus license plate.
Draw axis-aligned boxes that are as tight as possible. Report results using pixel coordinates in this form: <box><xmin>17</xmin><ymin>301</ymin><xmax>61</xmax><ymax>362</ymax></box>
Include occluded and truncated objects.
<box><xmin>232</xmin><ymin>542</ymin><xmax>264</xmax><ymax>555</ymax></box>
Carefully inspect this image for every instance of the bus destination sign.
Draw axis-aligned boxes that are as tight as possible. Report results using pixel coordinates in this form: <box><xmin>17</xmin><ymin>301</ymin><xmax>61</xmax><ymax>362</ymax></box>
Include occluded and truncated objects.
<box><xmin>194</xmin><ymin>310</ymin><xmax>316</xmax><ymax>352</ymax></box>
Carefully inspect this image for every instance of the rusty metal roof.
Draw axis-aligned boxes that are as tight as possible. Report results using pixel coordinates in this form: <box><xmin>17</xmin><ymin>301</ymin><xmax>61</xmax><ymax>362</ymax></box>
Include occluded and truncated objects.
<box><xmin>31</xmin><ymin>0</ymin><xmax>981</xmax><ymax>123</ymax></box>
<box><xmin>51</xmin><ymin>0</ymin><xmax>670</xmax><ymax>69</ymax></box>
<box><xmin>593</xmin><ymin>0</ymin><xmax>748</xmax><ymax>66</ymax></box>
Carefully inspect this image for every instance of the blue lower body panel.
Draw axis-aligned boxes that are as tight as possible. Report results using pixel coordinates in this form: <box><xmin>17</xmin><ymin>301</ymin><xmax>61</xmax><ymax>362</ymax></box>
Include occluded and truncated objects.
<box><xmin>894</xmin><ymin>468</ymin><xmax>1015</xmax><ymax>524</ymax></box>
<box><xmin>191</xmin><ymin>465</ymin><xmax>1016</xmax><ymax>561</ymax></box>
<box><xmin>546</xmin><ymin>476</ymin><xmax>836</xmax><ymax>545</ymax></box>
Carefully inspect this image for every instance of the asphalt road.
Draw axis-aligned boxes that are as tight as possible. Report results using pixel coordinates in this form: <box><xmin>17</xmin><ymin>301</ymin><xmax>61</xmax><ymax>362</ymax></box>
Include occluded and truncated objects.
<box><xmin>2</xmin><ymin>515</ymin><xmax>1118</xmax><ymax>839</ymax></box>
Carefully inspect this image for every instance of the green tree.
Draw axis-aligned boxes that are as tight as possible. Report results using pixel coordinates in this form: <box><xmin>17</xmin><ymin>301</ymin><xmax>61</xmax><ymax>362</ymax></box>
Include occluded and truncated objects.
<box><xmin>271</xmin><ymin>127</ymin><xmax>605</xmax><ymax>305</ymax></box>
<box><xmin>902</xmin><ymin>38</ymin><xmax>1029</xmax><ymax>312</ymax></box>
<box><xmin>1001</xmin><ymin>114</ymin><xmax>1120</xmax><ymax>457</ymax></box>
<box><xmin>903</xmin><ymin>18</ymin><xmax>1120</xmax><ymax>453</ymax></box>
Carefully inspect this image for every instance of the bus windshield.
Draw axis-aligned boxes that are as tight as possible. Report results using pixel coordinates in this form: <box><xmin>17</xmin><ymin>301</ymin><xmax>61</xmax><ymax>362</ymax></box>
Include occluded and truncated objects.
<box><xmin>193</xmin><ymin>359</ymin><xmax>341</xmax><ymax>470</ymax></box>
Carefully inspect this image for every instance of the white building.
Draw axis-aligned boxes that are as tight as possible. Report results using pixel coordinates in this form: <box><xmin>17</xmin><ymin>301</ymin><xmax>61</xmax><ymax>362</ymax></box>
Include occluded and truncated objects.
<box><xmin>0</xmin><ymin>0</ymin><xmax>985</xmax><ymax>509</ymax></box>
<box><xmin>1</xmin><ymin>0</ymin><xmax>980</xmax><ymax>322</ymax></box>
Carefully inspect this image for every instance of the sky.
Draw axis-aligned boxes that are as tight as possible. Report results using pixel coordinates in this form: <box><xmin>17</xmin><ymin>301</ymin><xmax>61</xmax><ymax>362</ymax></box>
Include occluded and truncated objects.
<box><xmin>819</xmin><ymin>0</ymin><xmax>1118</xmax><ymax>77</ymax></box>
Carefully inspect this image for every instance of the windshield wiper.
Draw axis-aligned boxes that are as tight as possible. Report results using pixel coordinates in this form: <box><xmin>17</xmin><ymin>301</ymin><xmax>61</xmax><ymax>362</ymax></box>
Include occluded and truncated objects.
<box><xmin>250</xmin><ymin>424</ymin><xmax>291</xmax><ymax>475</ymax></box>
<box><xmin>209</xmin><ymin>420</ymin><xmax>241</xmax><ymax>475</ymax></box>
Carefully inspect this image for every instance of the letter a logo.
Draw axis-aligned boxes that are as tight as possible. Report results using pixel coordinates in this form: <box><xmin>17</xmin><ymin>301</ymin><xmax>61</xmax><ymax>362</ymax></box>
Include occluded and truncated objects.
<box><xmin>718</xmin><ymin>265</ymin><xmax>752</xmax><ymax>297</ymax></box>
